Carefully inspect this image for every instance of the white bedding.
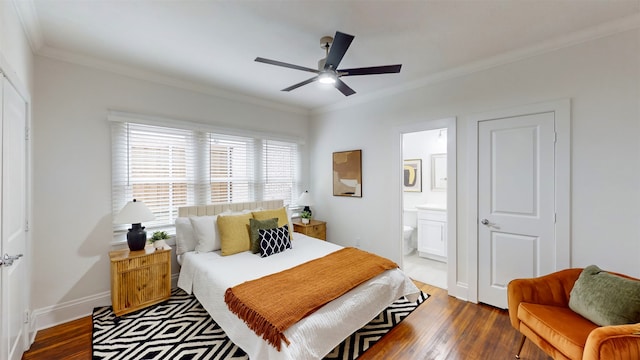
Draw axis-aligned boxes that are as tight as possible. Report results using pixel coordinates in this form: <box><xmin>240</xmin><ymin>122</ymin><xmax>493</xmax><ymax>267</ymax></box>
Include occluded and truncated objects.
<box><xmin>177</xmin><ymin>233</ymin><xmax>420</xmax><ymax>360</ymax></box>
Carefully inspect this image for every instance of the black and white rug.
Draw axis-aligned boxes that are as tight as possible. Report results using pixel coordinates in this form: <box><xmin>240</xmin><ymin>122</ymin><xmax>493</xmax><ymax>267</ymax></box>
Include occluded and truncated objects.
<box><xmin>93</xmin><ymin>289</ymin><xmax>428</xmax><ymax>360</ymax></box>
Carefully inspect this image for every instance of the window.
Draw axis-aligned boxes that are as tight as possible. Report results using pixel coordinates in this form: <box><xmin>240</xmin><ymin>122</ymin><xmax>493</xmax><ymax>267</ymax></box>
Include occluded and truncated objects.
<box><xmin>111</xmin><ymin>117</ymin><xmax>301</xmax><ymax>237</ymax></box>
<box><xmin>262</xmin><ymin>140</ymin><xmax>299</xmax><ymax>202</ymax></box>
<box><xmin>209</xmin><ymin>134</ymin><xmax>254</xmax><ymax>203</ymax></box>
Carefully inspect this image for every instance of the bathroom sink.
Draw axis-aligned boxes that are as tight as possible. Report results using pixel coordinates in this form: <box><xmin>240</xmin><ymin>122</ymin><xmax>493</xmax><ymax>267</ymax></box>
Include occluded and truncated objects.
<box><xmin>416</xmin><ymin>203</ymin><xmax>446</xmax><ymax>211</ymax></box>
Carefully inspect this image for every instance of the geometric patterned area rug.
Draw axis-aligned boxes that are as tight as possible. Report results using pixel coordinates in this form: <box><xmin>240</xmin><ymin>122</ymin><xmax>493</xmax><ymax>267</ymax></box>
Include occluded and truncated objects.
<box><xmin>93</xmin><ymin>288</ymin><xmax>429</xmax><ymax>360</ymax></box>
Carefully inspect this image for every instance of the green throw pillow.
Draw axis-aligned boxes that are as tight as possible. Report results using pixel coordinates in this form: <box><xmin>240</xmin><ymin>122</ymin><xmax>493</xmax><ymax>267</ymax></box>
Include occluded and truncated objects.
<box><xmin>249</xmin><ymin>217</ymin><xmax>278</xmax><ymax>254</ymax></box>
<box><xmin>568</xmin><ymin>265</ymin><xmax>640</xmax><ymax>326</ymax></box>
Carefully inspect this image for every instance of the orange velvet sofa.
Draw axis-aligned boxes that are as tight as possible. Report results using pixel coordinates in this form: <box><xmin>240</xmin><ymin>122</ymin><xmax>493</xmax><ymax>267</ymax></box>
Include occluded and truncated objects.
<box><xmin>507</xmin><ymin>268</ymin><xmax>640</xmax><ymax>360</ymax></box>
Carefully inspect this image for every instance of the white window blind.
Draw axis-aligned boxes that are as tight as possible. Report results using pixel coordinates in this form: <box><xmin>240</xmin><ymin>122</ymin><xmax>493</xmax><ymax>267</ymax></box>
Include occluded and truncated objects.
<box><xmin>262</xmin><ymin>140</ymin><xmax>300</xmax><ymax>202</ymax></box>
<box><xmin>209</xmin><ymin>134</ymin><xmax>255</xmax><ymax>203</ymax></box>
<box><xmin>111</xmin><ymin>117</ymin><xmax>301</xmax><ymax>237</ymax></box>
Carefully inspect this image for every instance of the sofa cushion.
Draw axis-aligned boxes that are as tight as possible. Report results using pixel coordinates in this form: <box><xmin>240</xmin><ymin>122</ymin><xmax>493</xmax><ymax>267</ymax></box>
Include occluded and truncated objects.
<box><xmin>518</xmin><ymin>303</ymin><xmax>598</xmax><ymax>360</ymax></box>
<box><xmin>569</xmin><ymin>265</ymin><xmax>640</xmax><ymax>326</ymax></box>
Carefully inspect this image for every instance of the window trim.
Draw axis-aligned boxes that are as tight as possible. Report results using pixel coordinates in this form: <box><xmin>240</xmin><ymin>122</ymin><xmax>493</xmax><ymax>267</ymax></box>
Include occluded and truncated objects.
<box><xmin>109</xmin><ymin>111</ymin><xmax>303</xmax><ymax>244</ymax></box>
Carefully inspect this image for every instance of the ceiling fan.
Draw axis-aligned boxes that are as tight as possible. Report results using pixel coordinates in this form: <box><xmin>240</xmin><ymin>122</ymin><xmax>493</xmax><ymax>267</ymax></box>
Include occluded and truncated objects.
<box><xmin>255</xmin><ymin>31</ymin><xmax>402</xmax><ymax>96</ymax></box>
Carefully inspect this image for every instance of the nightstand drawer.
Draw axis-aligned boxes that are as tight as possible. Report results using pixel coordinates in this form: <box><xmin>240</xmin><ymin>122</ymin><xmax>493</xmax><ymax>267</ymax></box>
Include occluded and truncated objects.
<box><xmin>292</xmin><ymin>219</ymin><xmax>327</xmax><ymax>241</ymax></box>
<box><xmin>305</xmin><ymin>224</ymin><xmax>326</xmax><ymax>239</ymax></box>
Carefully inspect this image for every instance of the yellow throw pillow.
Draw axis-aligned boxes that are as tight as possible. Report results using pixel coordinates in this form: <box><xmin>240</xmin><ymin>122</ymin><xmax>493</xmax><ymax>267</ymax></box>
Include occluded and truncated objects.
<box><xmin>252</xmin><ymin>207</ymin><xmax>292</xmax><ymax>239</ymax></box>
<box><xmin>217</xmin><ymin>212</ymin><xmax>253</xmax><ymax>256</ymax></box>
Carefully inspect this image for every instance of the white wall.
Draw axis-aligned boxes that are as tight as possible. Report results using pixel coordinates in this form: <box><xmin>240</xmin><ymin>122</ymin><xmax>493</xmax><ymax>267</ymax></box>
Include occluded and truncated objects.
<box><xmin>31</xmin><ymin>57</ymin><xmax>309</xmax><ymax>327</ymax></box>
<box><xmin>310</xmin><ymin>30</ymin><xmax>640</xmax><ymax>293</ymax></box>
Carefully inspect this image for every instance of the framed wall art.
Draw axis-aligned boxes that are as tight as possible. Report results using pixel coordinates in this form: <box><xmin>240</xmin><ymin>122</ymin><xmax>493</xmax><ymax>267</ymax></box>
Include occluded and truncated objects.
<box><xmin>333</xmin><ymin>150</ymin><xmax>362</xmax><ymax>197</ymax></box>
<box><xmin>403</xmin><ymin>159</ymin><xmax>422</xmax><ymax>192</ymax></box>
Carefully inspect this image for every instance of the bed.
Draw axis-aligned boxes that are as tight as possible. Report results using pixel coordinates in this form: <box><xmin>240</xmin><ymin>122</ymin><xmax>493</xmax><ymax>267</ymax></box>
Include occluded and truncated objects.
<box><xmin>176</xmin><ymin>200</ymin><xmax>420</xmax><ymax>360</ymax></box>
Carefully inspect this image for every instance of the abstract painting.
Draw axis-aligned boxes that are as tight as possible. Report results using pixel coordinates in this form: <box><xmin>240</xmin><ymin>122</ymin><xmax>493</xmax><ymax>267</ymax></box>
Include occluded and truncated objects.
<box><xmin>333</xmin><ymin>150</ymin><xmax>362</xmax><ymax>197</ymax></box>
<box><xmin>403</xmin><ymin>159</ymin><xmax>422</xmax><ymax>192</ymax></box>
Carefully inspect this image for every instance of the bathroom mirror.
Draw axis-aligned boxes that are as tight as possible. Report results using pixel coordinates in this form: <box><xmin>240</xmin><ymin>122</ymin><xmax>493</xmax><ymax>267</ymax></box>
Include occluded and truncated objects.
<box><xmin>431</xmin><ymin>153</ymin><xmax>447</xmax><ymax>191</ymax></box>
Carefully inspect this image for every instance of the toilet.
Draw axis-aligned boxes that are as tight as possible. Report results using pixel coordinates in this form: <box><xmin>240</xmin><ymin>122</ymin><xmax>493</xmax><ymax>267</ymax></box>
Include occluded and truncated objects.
<box><xmin>403</xmin><ymin>225</ymin><xmax>414</xmax><ymax>255</ymax></box>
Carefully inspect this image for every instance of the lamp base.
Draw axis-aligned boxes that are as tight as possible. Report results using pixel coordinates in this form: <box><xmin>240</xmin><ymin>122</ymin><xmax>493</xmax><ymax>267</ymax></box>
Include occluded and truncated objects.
<box><xmin>303</xmin><ymin>205</ymin><xmax>312</xmax><ymax>217</ymax></box>
<box><xmin>127</xmin><ymin>223</ymin><xmax>147</xmax><ymax>251</ymax></box>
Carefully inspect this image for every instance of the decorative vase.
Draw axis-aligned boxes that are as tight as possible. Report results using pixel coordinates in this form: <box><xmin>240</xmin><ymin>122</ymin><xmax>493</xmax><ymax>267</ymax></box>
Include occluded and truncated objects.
<box><xmin>302</xmin><ymin>218</ymin><xmax>310</xmax><ymax>224</ymax></box>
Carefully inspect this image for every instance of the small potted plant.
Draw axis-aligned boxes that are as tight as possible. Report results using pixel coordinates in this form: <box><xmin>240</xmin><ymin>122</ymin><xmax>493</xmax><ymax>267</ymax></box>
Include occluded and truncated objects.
<box><xmin>300</xmin><ymin>210</ymin><xmax>312</xmax><ymax>224</ymax></box>
<box><xmin>150</xmin><ymin>230</ymin><xmax>170</xmax><ymax>250</ymax></box>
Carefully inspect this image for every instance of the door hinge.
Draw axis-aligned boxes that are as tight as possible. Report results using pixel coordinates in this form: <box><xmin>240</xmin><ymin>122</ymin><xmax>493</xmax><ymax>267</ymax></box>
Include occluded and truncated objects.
<box><xmin>25</xmin><ymin>220</ymin><xmax>30</xmax><ymax>232</ymax></box>
<box><xmin>554</xmin><ymin>213</ymin><xmax>557</xmax><ymax>223</ymax></box>
<box><xmin>25</xmin><ymin>126</ymin><xmax>30</xmax><ymax>141</ymax></box>
<box><xmin>554</xmin><ymin>131</ymin><xmax>557</xmax><ymax>143</ymax></box>
<box><xmin>24</xmin><ymin>310</ymin><xmax>30</xmax><ymax>324</ymax></box>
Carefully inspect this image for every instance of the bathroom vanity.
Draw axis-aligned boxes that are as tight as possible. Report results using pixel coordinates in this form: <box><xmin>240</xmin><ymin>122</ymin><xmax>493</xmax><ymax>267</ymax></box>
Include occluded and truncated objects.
<box><xmin>416</xmin><ymin>204</ymin><xmax>447</xmax><ymax>262</ymax></box>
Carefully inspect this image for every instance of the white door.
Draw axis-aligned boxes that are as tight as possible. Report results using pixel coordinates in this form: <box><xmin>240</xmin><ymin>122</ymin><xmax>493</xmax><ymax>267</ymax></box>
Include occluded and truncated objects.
<box><xmin>477</xmin><ymin>112</ymin><xmax>556</xmax><ymax>309</ymax></box>
<box><xmin>1</xmin><ymin>76</ymin><xmax>28</xmax><ymax>360</ymax></box>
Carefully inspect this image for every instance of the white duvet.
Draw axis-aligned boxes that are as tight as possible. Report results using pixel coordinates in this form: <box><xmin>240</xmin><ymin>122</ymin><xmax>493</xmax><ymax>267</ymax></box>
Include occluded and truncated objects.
<box><xmin>177</xmin><ymin>233</ymin><xmax>420</xmax><ymax>360</ymax></box>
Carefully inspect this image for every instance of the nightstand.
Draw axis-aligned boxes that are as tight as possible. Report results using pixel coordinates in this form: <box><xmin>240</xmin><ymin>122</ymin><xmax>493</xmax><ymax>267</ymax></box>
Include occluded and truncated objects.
<box><xmin>109</xmin><ymin>246</ymin><xmax>171</xmax><ymax>316</ymax></box>
<box><xmin>292</xmin><ymin>219</ymin><xmax>326</xmax><ymax>240</ymax></box>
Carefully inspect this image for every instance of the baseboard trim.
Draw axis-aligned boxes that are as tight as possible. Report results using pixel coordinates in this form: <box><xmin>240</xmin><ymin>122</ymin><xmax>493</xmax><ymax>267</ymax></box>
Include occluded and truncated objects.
<box><xmin>32</xmin><ymin>291</ymin><xmax>111</xmax><ymax>331</ymax></box>
<box><xmin>32</xmin><ymin>272</ymin><xmax>181</xmax><ymax>332</ymax></box>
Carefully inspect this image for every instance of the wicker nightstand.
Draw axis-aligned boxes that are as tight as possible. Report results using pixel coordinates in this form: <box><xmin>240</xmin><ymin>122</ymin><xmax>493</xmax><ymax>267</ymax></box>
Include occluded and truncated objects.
<box><xmin>109</xmin><ymin>247</ymin><xmax>171</xmax><ymax>316</ymax></box>
<box><xmin>292</xmin><ymin>219</ymin><xmax>326</xmax><ymax>240</ymax></box>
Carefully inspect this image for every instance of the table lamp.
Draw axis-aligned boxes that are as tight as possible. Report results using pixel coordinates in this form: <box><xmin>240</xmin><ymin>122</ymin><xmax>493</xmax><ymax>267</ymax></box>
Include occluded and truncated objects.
<box><xmin>114</xmin><ymin>199</ymin><xmax>155</xmax><ymax>251</ymax></box>
<box><xmin>297</xmin><ymin>190</ymin><xmax>315</xmax><ymax>217</ymax></box>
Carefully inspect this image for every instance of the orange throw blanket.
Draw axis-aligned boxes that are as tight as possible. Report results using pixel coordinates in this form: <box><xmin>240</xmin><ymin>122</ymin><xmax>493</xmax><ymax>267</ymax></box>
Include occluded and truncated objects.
<box><xmin>224</xmin><ymin>247</ymin><xmax>398</xmax><ymax>351</ymax></box>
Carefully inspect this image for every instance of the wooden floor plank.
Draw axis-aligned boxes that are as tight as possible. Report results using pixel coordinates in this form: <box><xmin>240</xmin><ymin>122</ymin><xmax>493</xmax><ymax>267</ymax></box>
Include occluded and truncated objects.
<box><xmin>22</xmin><ymin>282</ymin><xmax>551</xmax><ymax>360</ymax></box>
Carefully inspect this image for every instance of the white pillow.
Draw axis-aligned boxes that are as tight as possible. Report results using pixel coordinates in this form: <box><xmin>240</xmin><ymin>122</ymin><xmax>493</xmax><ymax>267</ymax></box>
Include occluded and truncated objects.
<box><xmin>219</xmin><ymin>209</ymin><xmax>253</xmax><ymax>216</ymax></box>
<box><xmin>285</xmin><ymin>205</ymin><xmax>293</xmax><ymax>230</ymax></box>
<box><xmin>189</xmin><ymin>215</ymin><xmax>220</xmax><ymax>252</ymax></box>
<box><xmin>175</xmin><ymin>217</ymin><xmax>197</xmax><ymax>255</ymax></box>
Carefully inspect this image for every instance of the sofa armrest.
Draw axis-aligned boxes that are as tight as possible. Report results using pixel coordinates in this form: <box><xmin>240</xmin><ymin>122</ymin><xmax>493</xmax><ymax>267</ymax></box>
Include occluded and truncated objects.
<box><xmin>507</xmin><ymin>268</ymin><xmax>583</xmax><ymax>329</ymax></box>
<box><xmin>583</xmin><ymin>323</ymin><xmax>640</xmax><ymax>360</ymax></box>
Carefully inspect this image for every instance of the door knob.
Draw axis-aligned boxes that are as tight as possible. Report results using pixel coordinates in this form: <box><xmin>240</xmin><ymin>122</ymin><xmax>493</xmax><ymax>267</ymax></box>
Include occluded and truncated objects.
<box><xmin>480</xmin><ymin>219</ymin><xmax>490</xmax><ymax>225</ymax></box>
<box><xmin>0</xmin><ymin>253</ymin><xmax>23</xmax><ymax>267</ymax></box>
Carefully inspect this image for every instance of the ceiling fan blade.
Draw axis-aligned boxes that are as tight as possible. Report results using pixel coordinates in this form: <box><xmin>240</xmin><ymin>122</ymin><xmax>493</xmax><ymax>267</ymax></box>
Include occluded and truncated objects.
<box><xmin>339</xmin><ymin>64</ymin><xmax>402</xmax><ymax>76</ymax></box>
<box><xmin>324</xmin><ymin>31</ymin><xmax>354</xmax><ymax>70</ymax></box>
<box><xmin>255</xmin><ymin>57</ymin><xmax>319</xmax><ymax>74</ymax></box>
<box><xmin>335</xmin><ymin>78</ymin><xmax>356</xmax><ymax>96</ymax></box>
<box><xmin>282</xmin><ymin>76</ymin><xmax>319</xmax><ymax>92</ymax></box>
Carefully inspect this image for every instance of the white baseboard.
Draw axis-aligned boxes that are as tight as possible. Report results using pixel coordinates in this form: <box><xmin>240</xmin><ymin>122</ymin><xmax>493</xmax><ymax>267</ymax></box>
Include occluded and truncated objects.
<box><xmin>32</xmin><ymin>291</ymin><xmax>111</xmax><ymax>331</ymax></box>
<box><xmin>32</xmin><ymin>272</ymin><xmax>181</xmax><ymax>332</ymax></box>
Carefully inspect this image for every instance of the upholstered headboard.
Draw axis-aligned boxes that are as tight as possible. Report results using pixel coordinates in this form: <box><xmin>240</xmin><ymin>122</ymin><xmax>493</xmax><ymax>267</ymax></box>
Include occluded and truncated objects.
<box><xmin>177</xmin><ymin>199</ymin><xmax>284</xmax><ymax>217</ymax></box>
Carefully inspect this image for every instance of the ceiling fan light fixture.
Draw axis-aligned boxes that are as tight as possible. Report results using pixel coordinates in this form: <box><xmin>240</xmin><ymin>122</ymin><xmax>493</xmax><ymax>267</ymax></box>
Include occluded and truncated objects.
<box><xmin>318</xmin><ymin>72</ymin><xmax>336</xmax><ymax>84</ymax></box>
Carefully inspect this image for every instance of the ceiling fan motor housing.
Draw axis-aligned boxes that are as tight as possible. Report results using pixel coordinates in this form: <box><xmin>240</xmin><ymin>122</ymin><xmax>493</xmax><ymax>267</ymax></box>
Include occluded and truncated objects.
<box><xmin>317</xmin><ymin>58</ymin><xmax>327</xmax><ymax>71</ymax></box>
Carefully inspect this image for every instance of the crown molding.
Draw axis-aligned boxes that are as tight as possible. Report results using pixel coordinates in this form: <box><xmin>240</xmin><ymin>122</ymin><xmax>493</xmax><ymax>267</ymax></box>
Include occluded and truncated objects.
<box><xmin>13</xmin><ymin>1</ymin><xmax>308</xmax><ymax>115</ymax></box>
<box><xmin>37</xmin><ymin>46</ymin><xmax>310</xmax><ymax>115</ymax></box>
<box><xmin>313</xmin><ymin>13</ymin><xmax>640</xmax><ymax>115</ymax></box>
<box><xmin>12</xmin><ymin>0</ymin><xmax>44</xmax><ymax>53</ymax></box>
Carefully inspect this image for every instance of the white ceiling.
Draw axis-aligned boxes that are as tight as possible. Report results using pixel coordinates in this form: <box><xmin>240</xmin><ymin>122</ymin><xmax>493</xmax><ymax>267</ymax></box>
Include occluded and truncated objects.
<box><xmin>15</xmin><ymin>0</ymin><xmax>640</xmax><ymax>111</ymax></box>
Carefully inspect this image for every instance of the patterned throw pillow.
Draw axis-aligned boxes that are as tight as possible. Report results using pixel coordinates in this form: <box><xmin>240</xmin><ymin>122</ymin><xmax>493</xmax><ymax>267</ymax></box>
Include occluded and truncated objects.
<box><xmin>258</xmin><ymin>224</ymin><xmax>292</xmax><ymax>258</ymax></box>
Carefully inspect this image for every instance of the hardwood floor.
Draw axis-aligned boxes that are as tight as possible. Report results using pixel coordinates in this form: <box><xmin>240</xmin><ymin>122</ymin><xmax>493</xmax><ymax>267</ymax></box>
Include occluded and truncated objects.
<box><xmin>22</xmin><ymin>281</ymin><xmax>551</xmax><ymax>360</ymax></box>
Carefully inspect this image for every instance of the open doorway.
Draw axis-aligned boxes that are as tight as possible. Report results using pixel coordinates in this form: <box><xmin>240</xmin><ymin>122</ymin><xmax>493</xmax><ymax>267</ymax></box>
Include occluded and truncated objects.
<box><xmin>402</xmin><ymin>128</ymin><xmax>448</xmax><ymax>289</ymax></box>
<box><xmin>397</xmin><ymin>117</ymin><xmax>456</xmax><ymax>292</ymax></box>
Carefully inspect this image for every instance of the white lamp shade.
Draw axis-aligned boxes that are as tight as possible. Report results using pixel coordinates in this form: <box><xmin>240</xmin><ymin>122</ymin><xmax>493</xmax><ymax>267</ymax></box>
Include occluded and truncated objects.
<box><xmin>297</xmin><ymin>191</ymin><xmax>314</xmax><ymax>206</ymax></box>
<box><xmin>114</xmin><ymin>199</ymin><xmax>155</xmax><ymax>224</ymax></box>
